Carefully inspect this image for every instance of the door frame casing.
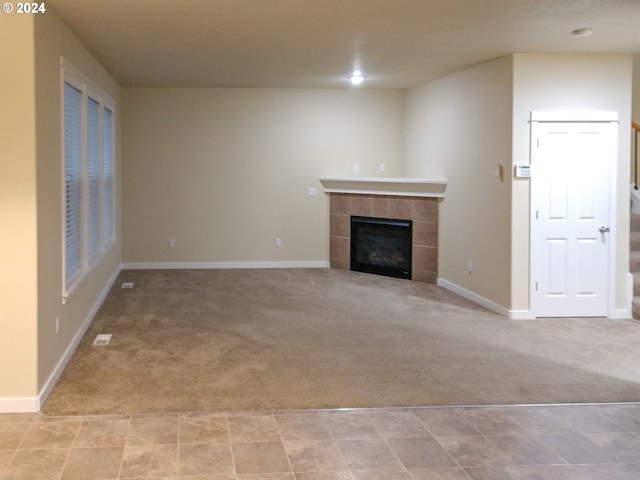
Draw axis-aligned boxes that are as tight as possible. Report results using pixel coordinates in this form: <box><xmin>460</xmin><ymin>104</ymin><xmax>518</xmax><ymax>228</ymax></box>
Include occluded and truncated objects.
<box><xmin>529</xmin><ymin>110</ymin><xmax>619</xmax><ymax>318</ymax></box>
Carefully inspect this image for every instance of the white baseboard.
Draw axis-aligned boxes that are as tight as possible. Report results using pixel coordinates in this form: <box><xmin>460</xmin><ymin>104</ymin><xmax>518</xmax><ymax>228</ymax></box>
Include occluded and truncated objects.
<box><xmin>607</xmin><ymin>273</ymin><xmax>633</xmax><ymax>319</ymax></box>
<box><xmin>0</xmin><ymin>397</ymin><xmax>40</xmax><ymax>413</ymax></box>
<box><xmin>509</xmin><ymin>310</ymin><xmax>536</xmax><ymax>320</ymax></box>
<box><xmin>120</xmin><ymin>261</ymin><xmax>330</xmax><ymax>270</ymax></box>
<box><xmin>438</xmin><ymin>276</ymin><xmax>633</xmax><ymax>321</ymax></box>
<box><xmin>0</xmin><ymin>265</ymin><xmax>123</xmax><ymax>413</ymax></box>
<box><xmin>609</xmin><ymin>272</ymin><xmax>635</xmax><ymax>320</ymax></box>
<box><xmin>609</xmin><ymin>309</ymin><xmax>632</xmax><ymax>320</ymax></box>
<box><xmin>437</xmin><ymin>278</ymin><xmax>509</xmax><ymax>317</ymax></box>
<box><xmin>437</xmin><ymin>278</ymin><xmax>534</xmax><ymax>319</ymax></box>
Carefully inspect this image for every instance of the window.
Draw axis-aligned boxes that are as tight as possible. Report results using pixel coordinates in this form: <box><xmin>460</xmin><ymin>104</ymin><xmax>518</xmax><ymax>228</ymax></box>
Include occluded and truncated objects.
<box><xmin>103</xmin><ymin>107</ymin><xmax>115</xmax><ymax>246</ymax></box>
<box><xmin>62</xmin><ymin>59</ymin><xmax>116</xmax><ymax>298</ymax></box>
<box><xmin>64</xmin><ymin>82</ymin><xmax>83</xmax><ymax>288</ymax></box>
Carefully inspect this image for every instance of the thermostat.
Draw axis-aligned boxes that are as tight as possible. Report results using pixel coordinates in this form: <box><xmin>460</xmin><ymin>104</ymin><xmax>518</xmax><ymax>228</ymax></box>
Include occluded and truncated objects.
<box><xmin>514</xmin><ymin>164</ymin><xmax>531</xmax><ymax>178</ymax></box>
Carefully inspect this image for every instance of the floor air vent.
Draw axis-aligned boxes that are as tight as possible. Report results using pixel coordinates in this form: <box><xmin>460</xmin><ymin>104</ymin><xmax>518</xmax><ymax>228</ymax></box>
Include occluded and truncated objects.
<box><xmin>121</xmin><ymin>282</ymin><xmax>134</xmax><ymax>289</ymax></box>
<box><xmin>93</xmin><ymin>334</ymin><xmax>112</xmax><ymax>346</ymax></box>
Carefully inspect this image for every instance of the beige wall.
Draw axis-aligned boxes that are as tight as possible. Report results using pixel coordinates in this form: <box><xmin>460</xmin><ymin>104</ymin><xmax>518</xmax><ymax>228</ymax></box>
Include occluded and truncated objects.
<box><xmin>0</xmin><ymin>15</ymin><xmax>39</xmax><ymax>399</ymax></box>
<box><xmin>33</xmin><ymin>10</ymin><xmax>122</xmax><ymax>396</ymax></box>
<box><xmin>512</xmin><ymin>54</ymin><xmax>633</xmax><ymax>314</ymax></box>
<box><xmin>0</xmin><ymin>8</ymin><xmax>121</xmax><ymax>405</ymax></box>
<box><xmin>1</xmin><ymin>15</ymin><xmax>635</xmax><ymax>409</ymax></box>
<box><xmin>404</xmin><ymin>56</ymin><xmax>514</xmax><ymax>308</ymax></box>
<box><xmin>122</xmin><ymin>88</ymin><xmax>404</xmax><ymax>264</ymax></box>
<box><xmin>404</xmin><ymin>53</ymin><xmax>632</xmax><ymax>316</ymax></box>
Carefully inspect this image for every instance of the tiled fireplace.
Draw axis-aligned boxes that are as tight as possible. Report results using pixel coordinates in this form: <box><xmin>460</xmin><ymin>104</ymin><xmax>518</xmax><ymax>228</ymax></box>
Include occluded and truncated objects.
<box><xmin>329</xmin><ymin>193</ymin><xmax>439</xmax><ymax>283</ymax></box>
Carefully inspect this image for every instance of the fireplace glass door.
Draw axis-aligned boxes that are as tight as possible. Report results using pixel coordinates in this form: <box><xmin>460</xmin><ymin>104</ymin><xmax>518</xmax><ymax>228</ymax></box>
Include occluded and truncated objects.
<box><xmin>350</xmin><ymin>216</ymin><xmax>412</xmax><ymax>279</ymax></box>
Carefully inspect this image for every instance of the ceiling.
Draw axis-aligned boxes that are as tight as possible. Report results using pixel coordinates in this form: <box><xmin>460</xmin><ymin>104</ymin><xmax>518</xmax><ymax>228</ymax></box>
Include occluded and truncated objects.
<box><xmin>47</xmin><ymin>0</ymin><xmax>640</xmax><ymax>89</ymax></box>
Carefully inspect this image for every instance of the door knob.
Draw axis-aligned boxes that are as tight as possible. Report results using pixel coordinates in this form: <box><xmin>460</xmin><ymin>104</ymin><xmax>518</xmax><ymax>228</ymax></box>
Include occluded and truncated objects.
<box><xmin>599</xmin><ymin>226</ymin><xmax>610</xmax><ymax>233</ymax></box>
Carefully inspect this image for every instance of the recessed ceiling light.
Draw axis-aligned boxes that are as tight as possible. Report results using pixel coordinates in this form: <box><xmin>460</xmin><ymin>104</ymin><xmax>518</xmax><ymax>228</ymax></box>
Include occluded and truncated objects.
<box><xmin>572</xmin><ymin>28</ymin><xmax>592</xmax><ymax>37</ymax></box>
<box><xmin>349</xmin><ymin>70</ymin><xmax>365</xmax><ymax>86</ymax></box>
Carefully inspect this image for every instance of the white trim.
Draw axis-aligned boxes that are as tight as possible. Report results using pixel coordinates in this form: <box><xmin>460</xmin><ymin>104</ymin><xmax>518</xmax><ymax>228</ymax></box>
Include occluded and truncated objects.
<box><xmin>319</xmin><ymin>177</ymin><xmax>447</xmax><ymax>197</ymax></box>
<box><xmin>0</xmin><ymin>397</ymin><xmax>40</xmax><ymax>413</ymax></box>
<box><xmin>628</xmin><ymin>271</ymin><xmax>635</xmax><ymax>316</ymax></box>
<box><xmin>437</xmin><ymin>275</ymin><xmax>632</xmax><ymax>321</ymax></box>
<box><xmin>437</xmin><ymin>273</ymin><xmax>633</xmax><ymax>320</ymax></box>
<box><xmin>509</xmin><ymin>310</ymin><xmax>536</xmax><ymax>320</ymax></box>
<box><xmin>37</xmin><ymin>265</ymin><xmax>122</xmax><ymax>411</ymax></box>
<box><xmin>437</xmin><ymin>278</ymin><xmax>536</xmax><ymax>320</ymax></box>
<box><xmin>609</xmin><ymin>272</ymin><xmax>635</xmax><ymax>320</ymax></box>
<box><xmin>529</xmin><ymin>113</ymin><xmax>619</xmax><ymax>318</ymax></box>
<box><xmin>323</xmin><ymin>189</ymin><xmax>445</xmax><ymax>198</ymax></box>
<box><xmin>438</xmin><ymin>278</ymin><xmax>505</xmax><ymax>317</ymax></box>
<box><xmin>120</xmin><ymin>261</ymin><xmax>330</xmax><ymax>270</ymax></box>
<box><xmin>530</xmin><ymin>111</ymin><xmax>619</xmax><ymax>123</ymax></box>
<box><xmin>610</xmin><ymin>309</ymin><xmax>632</xmax><ymax>320</ymax></box>
<box><xmin>0</xmin><ymin>265</ymin><xmax>123</xmax><ymax>413</ymax></box>
<box><xmin>61</xmin><ymin>57</ymin><xmax>117</xmax><ymax>302</ymax></box>
<box><xmin>607</xmin><ymin>124</ymin><xmax>620</xmax><ymax>319</ymax></box>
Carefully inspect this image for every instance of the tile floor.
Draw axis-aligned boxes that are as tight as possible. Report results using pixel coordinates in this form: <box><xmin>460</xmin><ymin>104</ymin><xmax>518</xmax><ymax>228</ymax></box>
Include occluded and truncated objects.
<box><xmin>2</xmin><ymin>403</ymin><xmax>640</xmax><ymax>479</ymax></box>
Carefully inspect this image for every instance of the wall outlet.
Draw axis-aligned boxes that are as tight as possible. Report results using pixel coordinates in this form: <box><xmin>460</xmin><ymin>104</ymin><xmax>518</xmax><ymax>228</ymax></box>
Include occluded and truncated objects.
<box><xmin>275</xmin><ymin>238</ymin><xmax>282</xmax><ymax>247</ymax></box>
<box><xmin>308</xmin><ymin>187</ymin><xmax>317</xmax><ymax>197</ymax></box>
<box><xmin>169</xmin><ymin>238</ymin><xmax>175</xmax><ymax>248</ymax></box>
<box><xmin>467</xmin><ymin>261</ymin><xmax>473</xmax><ymax>273</ymax></box>
<box><xmin>379</xmin><ymin>163</ymin><xmax>385</xmax><ymax>172</ymax></box>
<box><xmin>353</xmin><ymin>163</ymin><xmax>360</xmax><ymax>172</ymax></box>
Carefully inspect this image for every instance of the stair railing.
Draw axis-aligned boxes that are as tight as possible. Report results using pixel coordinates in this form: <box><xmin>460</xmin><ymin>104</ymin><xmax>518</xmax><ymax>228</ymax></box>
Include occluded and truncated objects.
<box><xmin>634</xmin><ymin>121</ymin><xmax>640</xmax><ymax>189</ymax></box>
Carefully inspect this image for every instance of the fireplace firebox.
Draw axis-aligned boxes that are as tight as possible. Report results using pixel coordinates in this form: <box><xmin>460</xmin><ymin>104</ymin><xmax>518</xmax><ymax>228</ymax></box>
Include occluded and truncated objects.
<box><xmin>350</xmin><ymin>216</ymin><xmax>412</xmax><ymax>280</ymax></box>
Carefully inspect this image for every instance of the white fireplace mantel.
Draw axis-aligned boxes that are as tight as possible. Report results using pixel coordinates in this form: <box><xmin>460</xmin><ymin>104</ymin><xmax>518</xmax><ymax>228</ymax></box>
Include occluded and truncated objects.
<box><xmin>319</xmin><ymin>177</ymin><xmax>447</xmax><ymax>197</ymax></box>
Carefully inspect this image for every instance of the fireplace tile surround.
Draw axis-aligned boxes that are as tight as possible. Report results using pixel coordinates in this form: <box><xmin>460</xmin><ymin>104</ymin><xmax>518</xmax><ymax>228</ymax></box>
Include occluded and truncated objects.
<box><xmin>329</xmin><ymin>193</ymin><xmax>439</xmax><ymax>283</ymax></box>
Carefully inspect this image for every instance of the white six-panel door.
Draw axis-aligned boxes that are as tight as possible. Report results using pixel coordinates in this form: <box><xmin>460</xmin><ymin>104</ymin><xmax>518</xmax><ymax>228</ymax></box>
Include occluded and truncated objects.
<box><xmin>531</xmin><ymin>115</ymin><xmax>617</xmax><ymax>317</ymax></box>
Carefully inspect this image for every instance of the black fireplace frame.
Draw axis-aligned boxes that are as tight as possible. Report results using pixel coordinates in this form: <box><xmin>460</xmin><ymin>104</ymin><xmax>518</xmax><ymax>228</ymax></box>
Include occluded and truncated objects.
<box><xmin>350</xmin><ymin>216</ymin><xmax>412</xmax><ymax>280</ymax></box>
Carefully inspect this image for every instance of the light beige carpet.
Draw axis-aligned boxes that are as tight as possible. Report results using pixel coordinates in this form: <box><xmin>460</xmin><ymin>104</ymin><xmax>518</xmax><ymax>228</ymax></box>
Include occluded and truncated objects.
<box><xmin>43</xmin><ymin>268</ymin><xmax>640</xmax><ymax>416</ymax></box>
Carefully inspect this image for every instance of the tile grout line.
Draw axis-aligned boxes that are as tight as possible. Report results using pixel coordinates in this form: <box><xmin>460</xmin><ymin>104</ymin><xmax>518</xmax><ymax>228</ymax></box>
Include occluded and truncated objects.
<box><xmin>223</xmin><ymin>413</ymin><xmax>239</xmax><ymax>477</ymax></box>
<box><xmin>408</xmin><ymin>408</ymin><xmax>473</xmax><ymax>477</ymax></box>
<box><xmin>175</xmin><ymin>414</ymin><xmax>181</xmax><ymax>479</ymax></box>
<box><xmin>14</xmin><ymin>415</ymin><xmax>37</xmax><ymax>451</ymax></box>
<box><xmin>57</xmin><ymin>418</ymin><xmax>84</xmax><ymax>480</ymax></box>
<box><xmin>273</xmin><ymin>411</ymin><xmax>298</xmax><ymax>478</ymax></box>
<box><xmin>116</xmin><ymin>416</ymin><xmax>134</xmax><ymax>479</ymax></box>
<box><xmin>5</xmin><ymin>406</ymin><xmax>640</xmax><ymax>478</ymax></box>
<box><xmin>1</xmin><ymin>413</ymin><xmax>36</xmax><ymax>478</ymax></box>
<box><xmin>370</xmin><ymin>410</ymin><xmax>414</xmax><ymax>475</ymax></box>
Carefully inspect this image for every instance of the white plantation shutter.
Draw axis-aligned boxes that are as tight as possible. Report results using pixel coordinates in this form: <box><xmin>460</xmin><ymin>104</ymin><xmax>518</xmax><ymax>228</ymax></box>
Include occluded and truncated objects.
<box><xmin>64</xmin><ymin>81</ymin><xmax>83</xmax><ymax>289</ymax></box>
<box><xmin>62</xmin><ymin>59</ymin><xmax>116</xmax><ymax>298</ymax></box>
<box><xmin>103</xmin><ymin>106</ymin><xmax>115</xmax><ymax>246</ymax></box>
<box><xmin>87</xmin><ymin>96</ymin><xmax>101</xmax><ymax>264</ymax></box>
